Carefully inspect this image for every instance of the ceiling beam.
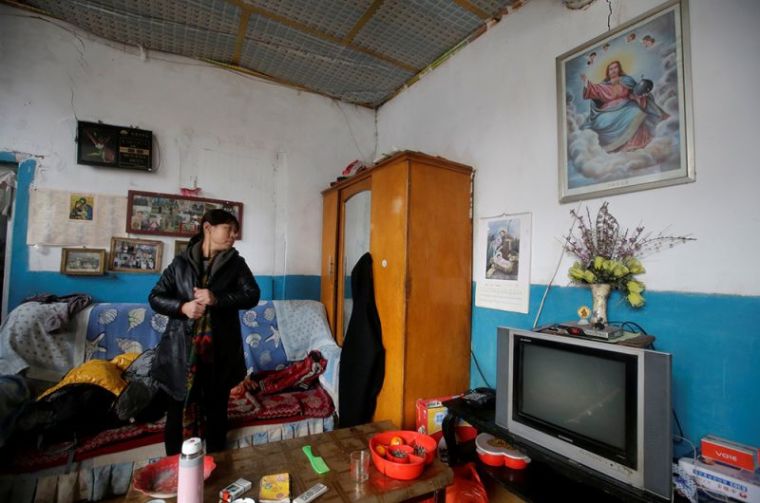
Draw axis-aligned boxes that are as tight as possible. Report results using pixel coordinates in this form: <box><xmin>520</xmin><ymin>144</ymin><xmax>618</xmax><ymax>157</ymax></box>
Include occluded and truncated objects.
<box><xmin>224</xmin><ymin>0</ymin><xmax>418</xmax><ymax>74</ymax></box>
<box><xmin>343</xmin><ymin>0</ymin><xmax>384</xmax><ymax>44</ymax></box>
<box><xmin>452</xmin><ymin>0</ymin><xmax>489</xmax><ymax>20</ymax></box>
<box><xmin>231</xmin><ymin>9</ymin><xmax>251</xmax><ymax>65</ymax></box>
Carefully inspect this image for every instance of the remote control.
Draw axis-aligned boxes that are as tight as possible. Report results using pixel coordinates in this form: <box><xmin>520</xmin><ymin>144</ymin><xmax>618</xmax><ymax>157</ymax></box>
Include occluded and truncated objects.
<box><xmin>292</xmin><ymin>482</ymin><xmax>328</xmax><ymax>503</ymax></box>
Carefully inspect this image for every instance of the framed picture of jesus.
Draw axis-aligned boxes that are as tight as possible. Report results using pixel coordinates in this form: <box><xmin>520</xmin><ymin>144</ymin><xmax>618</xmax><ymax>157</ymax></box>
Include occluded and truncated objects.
<box><xmin>556</xmin><ymin>0</ymin><xmax>694</xmax><ymax>203</ymax></box>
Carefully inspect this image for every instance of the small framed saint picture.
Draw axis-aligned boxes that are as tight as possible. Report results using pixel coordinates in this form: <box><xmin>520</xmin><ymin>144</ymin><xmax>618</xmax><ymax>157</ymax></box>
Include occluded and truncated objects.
<box><xmin>109</xmin><ymin>237</ymin><xmax>163</xmax><ymax>273</ymax></box>
<box><xmin>60</xmin><ymin>248</ymin><xmax>106</xmax><ymax>275</ymax></box>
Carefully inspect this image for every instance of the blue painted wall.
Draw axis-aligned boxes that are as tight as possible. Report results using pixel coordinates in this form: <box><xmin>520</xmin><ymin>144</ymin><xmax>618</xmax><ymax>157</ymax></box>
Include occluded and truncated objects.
<box><xmin>470</xmin><ymin>283</ymin><xmax>760</xmax><ymax>448</ymax></box>
<box><xmin>5</xmin><ymin>157</ymin><xmax>321</xmax><ymax>309</ymax></box>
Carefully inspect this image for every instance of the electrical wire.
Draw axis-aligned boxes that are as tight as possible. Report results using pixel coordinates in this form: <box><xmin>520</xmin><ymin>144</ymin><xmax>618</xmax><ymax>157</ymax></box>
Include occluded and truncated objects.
<box><xmin>470</xmin><ymin>349</ymin><xmax>492</xmax><ymax>389</ymax></box>
<box><xmin>532</xmin><ymin>205</ymin><xmax>581</xmax><ymax>329</ymax></box>
<box><xmin>606</xmin><ymin>0</ymin><xmax>613</xmax><ymax>31</ymax></box>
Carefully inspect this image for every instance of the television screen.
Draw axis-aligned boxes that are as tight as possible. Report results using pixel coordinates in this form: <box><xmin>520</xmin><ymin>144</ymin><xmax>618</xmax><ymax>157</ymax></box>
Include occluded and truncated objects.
<box><xmin>517</xmin><ymin>343</ymin><xmax>630</xmax><ymax>452</ymax></box>
<box><xmin>497</xmin><ymin>328</ymin><xmax>672</xmax><ymax>500</ymax></box>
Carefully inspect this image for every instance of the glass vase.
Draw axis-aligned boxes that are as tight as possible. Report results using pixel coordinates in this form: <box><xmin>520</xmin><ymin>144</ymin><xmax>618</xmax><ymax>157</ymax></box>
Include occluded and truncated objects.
<box><xmin>590</xmin><ymin>283</ymin><xmax>611</xmax><ymax>327</ymax></box>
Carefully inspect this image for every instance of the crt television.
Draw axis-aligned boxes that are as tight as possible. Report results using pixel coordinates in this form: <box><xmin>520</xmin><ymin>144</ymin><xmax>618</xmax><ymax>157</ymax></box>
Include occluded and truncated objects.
<box><xmin>495</xmin><ymin>327</ymin><xmax>672</xmax><ymax>501</ymax></box>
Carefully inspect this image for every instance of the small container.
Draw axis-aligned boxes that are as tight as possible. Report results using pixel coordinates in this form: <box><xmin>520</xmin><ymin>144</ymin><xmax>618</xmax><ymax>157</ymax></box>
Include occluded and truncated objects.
<box><xmin>177</xmin><ymin>437</ymin><xmax>204</xmax><ymax>503</ymax></box>
<box><xmin>387</xmin><ymin>445</ymin><xmax>413</xmax><ymax>464</ymax></box>
<box><xmin>475</xmin><ymin>433</ymin><xmax>530</xmax><ymax>470</ymax></box>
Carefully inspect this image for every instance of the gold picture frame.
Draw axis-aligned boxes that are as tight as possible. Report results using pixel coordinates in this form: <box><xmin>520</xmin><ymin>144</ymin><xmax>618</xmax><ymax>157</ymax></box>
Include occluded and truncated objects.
<box><xmin>109</xmin><ymin>237</ymin><xmax>163</xmax><ymax>273</ymax></box>
<box><xmin>60</xmin><ymin>248</ymin><xmax>106</xmax><ymax>275</ymax></box>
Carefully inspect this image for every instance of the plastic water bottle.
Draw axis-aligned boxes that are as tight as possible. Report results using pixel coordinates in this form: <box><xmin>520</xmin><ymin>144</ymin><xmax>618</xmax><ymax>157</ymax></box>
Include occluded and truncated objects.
<box><xmin>177</xmin><ymin>437</ymin><xmax>204</xmax><ymax>503</ymax></box>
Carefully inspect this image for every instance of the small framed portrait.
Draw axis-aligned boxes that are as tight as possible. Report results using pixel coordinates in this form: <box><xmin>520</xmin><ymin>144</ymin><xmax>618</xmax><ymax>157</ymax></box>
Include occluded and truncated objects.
<box><xmin>69</xmin><ymin>194</ymin><xmax>94</xmax><ymax>221</ymax></box>
<box><xmin>109</xmin><ymin>237</ymin><xmax>163</xmax><ymax>273</ymax></box>
<box><xmin>174</xmin><ymin>239</ymin><xmax>190</xmax><ymax>257</ymax></box>
<box><xmin>60</xmin><ymin>248</ymin><xmax>106</xmax><ymax>275</ymax></box>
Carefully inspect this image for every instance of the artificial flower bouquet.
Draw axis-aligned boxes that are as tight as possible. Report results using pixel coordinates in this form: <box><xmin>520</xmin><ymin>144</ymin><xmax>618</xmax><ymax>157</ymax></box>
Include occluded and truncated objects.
<box><xmin>564</xmin><ymin>202</ymin><xmax>693</xmax><ymax>307</ymax></box>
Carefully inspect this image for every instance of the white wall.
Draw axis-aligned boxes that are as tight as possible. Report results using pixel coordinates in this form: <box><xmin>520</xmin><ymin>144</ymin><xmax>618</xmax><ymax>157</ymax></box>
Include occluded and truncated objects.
<box><xmin>0</xmin><ymin>5</ymin><xmax>376</xmax><ymax>277</ymax></box>
<box><xmin>377</xmin><ymin>0</ymin><xmax>760</xmax><ymax>296</ymax></box>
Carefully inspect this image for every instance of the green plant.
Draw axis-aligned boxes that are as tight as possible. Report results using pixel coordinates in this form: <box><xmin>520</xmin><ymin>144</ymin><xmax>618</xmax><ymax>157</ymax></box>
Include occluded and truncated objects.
<box><xmin>564</xmin><ymin>202</ymin><xmax>694</xmax><ymax>307</ymax></box>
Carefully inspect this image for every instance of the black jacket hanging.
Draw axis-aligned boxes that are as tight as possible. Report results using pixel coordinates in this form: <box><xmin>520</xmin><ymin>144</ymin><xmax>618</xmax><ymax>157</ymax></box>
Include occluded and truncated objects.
<box><xmin>338</xmin><ymin>252</ymin><xmax>384</xmax><ymax>427</ymax></box>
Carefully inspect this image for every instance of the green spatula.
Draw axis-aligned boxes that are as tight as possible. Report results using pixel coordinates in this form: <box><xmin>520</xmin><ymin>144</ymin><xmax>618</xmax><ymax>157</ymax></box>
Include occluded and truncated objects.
<box><xmin>302</xmin><ymin>445</ymin><xmax>330</xmax><ymax>474</ymax></box>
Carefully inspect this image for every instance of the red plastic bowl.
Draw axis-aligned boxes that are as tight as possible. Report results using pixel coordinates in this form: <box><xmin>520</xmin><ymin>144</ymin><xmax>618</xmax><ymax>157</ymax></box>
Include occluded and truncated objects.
<box><xmin>370</xmin><ymin>430</ymin><xmax>437</xmax><ymax>480</ymax></box>
<box><xmin>132</xmin><ymin>454</ymin><xmax>216</xmax><ymax>498</ymax></box>
<box><xmin>476</xmin><ymin>448</ymin><xmax>503</xmax><ymax>467</ymax></box>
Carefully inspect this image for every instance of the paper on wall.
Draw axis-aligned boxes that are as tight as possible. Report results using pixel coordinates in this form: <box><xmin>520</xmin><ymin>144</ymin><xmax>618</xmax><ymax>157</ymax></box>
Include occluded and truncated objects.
<box><xmin>475</xmin><ymin>212</ymin><xmax>532</xmax><ymax>313</ymax></box>
<box><xmin>27</xmin><ymin>188</ymin><xmax>127</xmax><ymax>247</ymax></box>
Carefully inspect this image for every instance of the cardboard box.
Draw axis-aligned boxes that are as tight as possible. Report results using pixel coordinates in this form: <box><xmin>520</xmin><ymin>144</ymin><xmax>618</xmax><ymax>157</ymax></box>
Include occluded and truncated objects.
<box><xmin>679</xmin><ymin>457</ymin><xmax>760</xmax><ymax>502</ymax></box>
<box><xmin>416</xmin><ymin>395</ymin><xmax>461</xmax><ymax>440</ymax></box>
<box><xmin>702</xmin><ymin>435</ymin><xmax>759</xmax><ymax>472</ymax></box>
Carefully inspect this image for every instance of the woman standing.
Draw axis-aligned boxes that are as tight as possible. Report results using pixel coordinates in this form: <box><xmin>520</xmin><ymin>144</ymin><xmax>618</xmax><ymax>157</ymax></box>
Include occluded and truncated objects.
<box><xmin>149</xmin><ymin>209</ymin><xmax>260</xmax><ymax>454</ymax></box>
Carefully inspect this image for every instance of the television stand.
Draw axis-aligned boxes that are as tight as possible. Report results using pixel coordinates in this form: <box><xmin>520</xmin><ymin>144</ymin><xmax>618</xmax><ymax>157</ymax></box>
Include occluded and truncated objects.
<box><xmin>442</xmin><ymin>397</ymin><xmax>677</xmax><ymax>502</ymax></box>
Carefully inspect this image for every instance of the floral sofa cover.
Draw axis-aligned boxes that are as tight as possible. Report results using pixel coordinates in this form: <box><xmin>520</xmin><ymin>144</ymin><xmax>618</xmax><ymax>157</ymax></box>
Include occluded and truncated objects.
<box><xmin>0</xmin><ymin>299</ymin><xmax>340</xmax><ymax>503</ymax></box>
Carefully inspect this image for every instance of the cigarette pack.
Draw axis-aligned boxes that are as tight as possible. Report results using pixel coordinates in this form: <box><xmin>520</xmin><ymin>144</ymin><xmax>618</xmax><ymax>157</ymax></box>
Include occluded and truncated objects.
<box><xmin>219</xmin><ymin>478</ymin><xmax>252</xmax><ymax>502</ymax></box>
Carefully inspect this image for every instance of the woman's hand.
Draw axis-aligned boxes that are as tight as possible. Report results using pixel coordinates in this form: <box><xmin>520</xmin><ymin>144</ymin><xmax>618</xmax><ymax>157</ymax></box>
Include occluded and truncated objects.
<box><xmin>181</xmin><ymin>300</ymin><xmax>206</xmax><ymax>319</ymax></box>
<box><xmin>193</xmin><ymin>287</ymin><xmax>217</xmax><ymax>306</ymax></box>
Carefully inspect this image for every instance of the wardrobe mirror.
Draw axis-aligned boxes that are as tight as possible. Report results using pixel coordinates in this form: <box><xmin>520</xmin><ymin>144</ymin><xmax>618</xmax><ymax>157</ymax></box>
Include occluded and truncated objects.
<box><xmin>341</xmin><ymin>190</ymin><xmax>371</xmax><ymax>339</ymax></box>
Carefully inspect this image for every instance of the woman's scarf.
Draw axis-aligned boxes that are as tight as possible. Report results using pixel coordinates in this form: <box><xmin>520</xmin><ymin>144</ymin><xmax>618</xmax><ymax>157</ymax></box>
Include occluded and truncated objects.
<box><xmin>184</xmin><ymin>255</ymin><xmax>216</xmax><ymax>409</ymax></box>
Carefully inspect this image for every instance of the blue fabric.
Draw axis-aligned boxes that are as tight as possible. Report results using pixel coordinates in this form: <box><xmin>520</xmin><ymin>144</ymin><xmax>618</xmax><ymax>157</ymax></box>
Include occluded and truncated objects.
<box><xmin>239</xmin><ymin>301</ymin><xmax>289</xmax><ymax>373</ymax></box>
<box><xmin>86</xmin><ymin>302</ymin><xmax>289</xmax><ymax>374</ymax></box>
<box><xmin>86</xmin><ymin>304</ymin><xmax>166</xmax><ymax>361</ymax></box>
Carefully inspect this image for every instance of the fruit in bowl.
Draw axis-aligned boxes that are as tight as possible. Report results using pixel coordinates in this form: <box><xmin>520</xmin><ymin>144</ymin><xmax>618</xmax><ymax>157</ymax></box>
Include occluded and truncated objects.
<box><xmin>387</xmin><ymin>445</ymin><xmax>413</xmax><ymax>464</ymax></box>
<box><xmin>369</xmin><ymin>430</ymin><xmax>437</xmax><ymax>480</ymax></box>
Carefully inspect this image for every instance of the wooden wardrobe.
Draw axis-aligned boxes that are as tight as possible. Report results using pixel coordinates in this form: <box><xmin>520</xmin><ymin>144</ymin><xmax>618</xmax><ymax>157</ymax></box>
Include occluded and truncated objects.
<box><xmin>321</xmin><ymin>151</ymin><xmax>473</xmax><ymax>430</ymax></box>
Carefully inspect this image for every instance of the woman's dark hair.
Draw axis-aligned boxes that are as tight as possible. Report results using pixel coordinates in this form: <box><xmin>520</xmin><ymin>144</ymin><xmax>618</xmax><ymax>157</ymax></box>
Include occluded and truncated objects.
<box><xmin>201</xmin><ymin>209</ymin><xmax>240</xmax><ymax>232</ymax></box>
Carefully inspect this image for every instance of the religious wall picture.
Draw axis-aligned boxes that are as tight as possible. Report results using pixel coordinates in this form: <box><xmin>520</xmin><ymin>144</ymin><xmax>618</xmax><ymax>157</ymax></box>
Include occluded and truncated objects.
<box><xmin>485</xmin><ymin>218</ymin><xmax>521</xmax><ymax>281</ymax></box>
<box><xmin>475</xmin><ymin>212</ymin><xmax>532</xmax><ymax>313</ymax></box>
<box><xmin>60</xmin><ymin>248</ymin><xmax>106</xmax><ymax>275</ymax></box>
<box><xmin>68</xmin><ymin>194</ymin><xmax>94</xmax><ymax>221</ymax></box>
<box><xmin>127</xmin><ymin>190</ymin><xmax>243</xmax><ymax>238</ymax></box>
<box><xmin>556</xmin><ymin>0</ymin><xmax>694</xmax><ymax>203</ymax></box>
<box><xmin>109</xmin><ymin>237</ymin><xmax>163</xmax><ymax>273</ymax></box>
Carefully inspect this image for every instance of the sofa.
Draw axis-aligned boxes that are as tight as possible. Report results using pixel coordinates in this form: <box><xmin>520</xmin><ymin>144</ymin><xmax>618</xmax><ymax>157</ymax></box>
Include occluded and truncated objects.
<box><xmin>0</xmin><ymin>299</ymin><xmax>340</xmax><ymax>503</ymax></box>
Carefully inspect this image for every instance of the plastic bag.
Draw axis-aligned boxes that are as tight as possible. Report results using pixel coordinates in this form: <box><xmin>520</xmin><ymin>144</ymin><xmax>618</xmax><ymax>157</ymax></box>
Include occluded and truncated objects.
<box><xmin>423</xmin><ymin>462</ymin><xmax>488</xmax><ymax>503</ymax></box>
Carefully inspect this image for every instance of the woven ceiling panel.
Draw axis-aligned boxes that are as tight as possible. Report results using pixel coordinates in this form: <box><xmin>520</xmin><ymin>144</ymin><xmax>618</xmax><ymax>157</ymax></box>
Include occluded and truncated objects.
<box><xmin>468</xmin><ymin>0</ymin><xmax>514</xmax><ymax>15</ymax></box>
<box><xmin>26</xmin><ymin>0</ymin><xmax>240</xmax><ymax>61</ymax></box>
<box><xmin>15</xmin><ymin>0</ymin><xmax>520</xmax><ymax>107</ymax></box>
<box><xmin>352</xmin><ymin>0</ymin><xmax>482</xmax><ymax>69</ymax></box>
<box><xmin>241</xmin><ymin>12</ymin><xmax>410</xmax><ymax>106</ymax></box>
<box><xmin>244</xmin><ymin>0</ymin><xmax>373</xmax><ymax>39</ymax></box>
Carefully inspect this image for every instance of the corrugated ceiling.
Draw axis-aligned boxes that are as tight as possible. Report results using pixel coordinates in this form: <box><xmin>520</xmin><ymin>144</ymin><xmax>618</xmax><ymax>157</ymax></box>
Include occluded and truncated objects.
<box><xmin>5</xmin><ymin>0</ymin><xmax>527</xmax><ymax>108</ymax></box>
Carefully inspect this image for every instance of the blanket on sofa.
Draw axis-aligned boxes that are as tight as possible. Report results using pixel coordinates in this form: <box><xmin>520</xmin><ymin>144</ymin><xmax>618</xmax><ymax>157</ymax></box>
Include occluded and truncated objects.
<box><xmin>0</xmin><ymin>303</ymin><xmax>92</xmax><ymax>382</ymax></box>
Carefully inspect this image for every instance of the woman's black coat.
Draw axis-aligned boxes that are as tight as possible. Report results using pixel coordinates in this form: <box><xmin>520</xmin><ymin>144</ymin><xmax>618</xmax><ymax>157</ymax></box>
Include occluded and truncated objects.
<box><xmin>338</xmin><ymin>252</ymin><xmax>384</xmax><ymax>426</ymax></box>
<box><xmin>149</xmin><ymin>237</ymin><xmax>260</xmax><ymax>401</ymax></box>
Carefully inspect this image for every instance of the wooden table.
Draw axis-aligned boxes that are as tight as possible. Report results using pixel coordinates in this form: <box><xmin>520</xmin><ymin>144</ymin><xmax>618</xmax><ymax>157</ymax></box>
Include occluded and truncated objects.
<box><xmin>121</xmin><ymin>421</ymin><xmax>452</xmax><ymax>502</ymax></box>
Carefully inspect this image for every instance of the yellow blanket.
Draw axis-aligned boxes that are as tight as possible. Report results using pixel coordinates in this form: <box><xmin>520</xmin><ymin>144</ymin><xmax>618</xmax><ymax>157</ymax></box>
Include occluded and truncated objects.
<box><xmin>38</xmin><ymin>352</ymin><xmax>140</xmax><ymax>399</ymax></box>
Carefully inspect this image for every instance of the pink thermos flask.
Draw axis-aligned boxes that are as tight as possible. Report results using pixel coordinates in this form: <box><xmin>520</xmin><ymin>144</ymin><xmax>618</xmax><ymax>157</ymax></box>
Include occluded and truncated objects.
<box><xmin>177</xmin><ymin>437</ymin><xmax>204</xmax><ymax>503</ymax></box>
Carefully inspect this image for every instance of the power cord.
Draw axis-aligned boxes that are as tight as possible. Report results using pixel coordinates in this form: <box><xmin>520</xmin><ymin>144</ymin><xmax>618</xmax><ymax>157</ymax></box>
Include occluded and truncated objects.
<box><xmin>470</xmin><ymin>349</ymin><xmax>492</xmax><ymax>389</ymax></box>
